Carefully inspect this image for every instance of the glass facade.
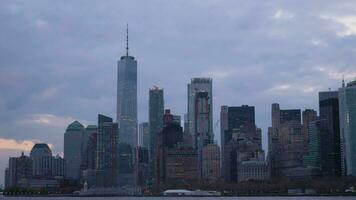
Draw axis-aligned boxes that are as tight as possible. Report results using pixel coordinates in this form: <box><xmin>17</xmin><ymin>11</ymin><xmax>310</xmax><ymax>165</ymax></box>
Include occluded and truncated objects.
<box><xmin>117</xmin><ymin>55</ymin><xmax>137</xmax><ymax>148</ymax></box>
<box><xmin>339</xmin><ymin>80</ymin><xmax>356</xmax><ymax>176</ymax></box>
<box><xmin>148</xmin><ymin>86</ymin><xmax>164</xmax><ymax>184</ymax></box>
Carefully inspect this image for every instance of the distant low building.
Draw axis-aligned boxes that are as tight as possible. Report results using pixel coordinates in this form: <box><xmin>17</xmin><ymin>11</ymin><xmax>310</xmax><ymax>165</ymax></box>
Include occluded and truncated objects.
<box><xmin>238</xmin><ymin>160</ymin><xmax>269</xmax><ymax>182</ymax></box>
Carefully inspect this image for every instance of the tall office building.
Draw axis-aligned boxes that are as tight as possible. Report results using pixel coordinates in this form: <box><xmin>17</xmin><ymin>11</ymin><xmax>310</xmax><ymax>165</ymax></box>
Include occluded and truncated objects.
<box><xmin>339</xmin><ymin>80</ymin><xmax>356</xmax><ymax>176</ymax></box>
<box><xmin>96</xmin><ymin>114</ymin><xmax>118</xmax><ymax>188</ymax></box>
<box><xmin>303</xmin><ymin>120</ymin><xmax>323</xmax><ymax>169</ymax></box>
<box><xmin>139</xmin><ymin>122</ymin><xmax>149</xmax><ymax>148</ymax></box>
<box><xmin>187</xmin><ymin>78</ymin><xmax>213</xmax><ymax>149</ymax></box>
<box><xmin>155</xmin><ymin>109</ymin><xmax>184</xmax><ymax>188</ymax></box>
<box><xmin>269</xmin><ymin>103</ymin><xmax>304</xmax><ymax>177</ymax></box>
<box><xmin>7</xmin><ymin>152</ymin><xmax>32</xmax><ymax>188</ymax></box>
<box><xmin>30</xmin><ymin>143</ymin><xmax>52</xmax><ymax>177</ymax></box>
<box><xmin>64</xmin><ymin>120</ymin><xmax>85</xmax><ymax>180</ymax></box>
<box><xmin>220</xmin><ymin>105</ymin><xmax>258</xmax><ymax>181</ymax></box>
<box><xmin>148</xmin><ymin>86</ymin><xmax>164</xmax><ymax>184</ymax></box>
<box><xmin>319</xmin><ymin>91</ymin><xmax>341</xmax><ymax>176</ymax></box>
<box><xmin>117</xmin><ymin>26</ymin><xmax>137</xmax><ymax>148</ymax></box>
<box><xmin>81</xmin><ymin>125</ymin><xmax>98</xmax><ymax>172</ymax></box>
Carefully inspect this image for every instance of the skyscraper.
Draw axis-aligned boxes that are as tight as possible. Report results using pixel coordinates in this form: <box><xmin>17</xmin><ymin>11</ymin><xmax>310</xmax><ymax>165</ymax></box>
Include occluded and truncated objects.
<box><xmin>149</xmin><ymin>86</ymin><xmax>164</xmax><ymax>184</ymax></box>
<box><xmin>117</xmin><ymin>25</ymin><xmax>137</xmax><ymax>149</ymax></box>
<box><xmin>30</xmin><ymin>143</ymin><xmax>52</xmax><ymax>177</ymax></box>
<box><xmin>220</xmin><ymin>105</ymin><xmax>258</xmax><ymax>181</ymax></box>
<box><xmin>269</xmin><ymin>103</ymin><xmax>304</xmax><ymax>177</ymax></box>
<box><xmin>187</xmin><ymin>78</ymin><xmax>213</xmax><ymax>149</ymax></box>
<box><xmin>64</xmin><ymin>120</ymin><xmax>85</xmax><ymax>180</ymax></box>
<box><xmin>319</xmin><ymin>91</ymin><xmax>341</xmax><ymax>176</ymax></box>
<box><xmin>339</xmin><ymin>80</ymin><xmax>356</xmax><ymax>176</ymax></box>
<box><xmin>96</xmin><ymin>114</ymin><xmax>118</xmax><ymax>188</ymax></box>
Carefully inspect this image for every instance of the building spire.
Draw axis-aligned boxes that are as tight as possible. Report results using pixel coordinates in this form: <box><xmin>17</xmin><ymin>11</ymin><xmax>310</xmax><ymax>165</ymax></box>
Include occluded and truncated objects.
<box><xmin>342</xmin><ymin>75</ymin><xmax>345</xmax><ymax>88</ymax></box>
<box><xmin>126</xmin><ymin>23</ymin><xmax>129</xmax><ymax>57</ymax></box>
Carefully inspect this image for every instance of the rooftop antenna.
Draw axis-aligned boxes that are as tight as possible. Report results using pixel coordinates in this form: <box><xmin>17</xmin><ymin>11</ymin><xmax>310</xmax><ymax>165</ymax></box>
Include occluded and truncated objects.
<box><xmin>342</xmin><ymin>74</ymin><xmax>345</xmax><ymax>88</ymax></box>
<box><xmin>126</xmin><ymin>23</ymin><xmax>129</xmax><ymax>57</ymax></box>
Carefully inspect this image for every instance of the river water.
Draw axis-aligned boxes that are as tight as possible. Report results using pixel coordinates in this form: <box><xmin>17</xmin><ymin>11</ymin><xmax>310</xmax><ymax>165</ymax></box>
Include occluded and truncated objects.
<box><xmin>1</xmin><ymin>197</ymin><xmax>356</xmax><ymax>200</ymax></box>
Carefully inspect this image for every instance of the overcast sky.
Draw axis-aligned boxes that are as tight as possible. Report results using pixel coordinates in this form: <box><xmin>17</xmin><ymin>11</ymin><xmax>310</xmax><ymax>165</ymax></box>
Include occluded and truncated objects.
<box><xmin>1</xmin><ymin>0</ymin><xmax>356</xmax><ymax>185</ymax></box>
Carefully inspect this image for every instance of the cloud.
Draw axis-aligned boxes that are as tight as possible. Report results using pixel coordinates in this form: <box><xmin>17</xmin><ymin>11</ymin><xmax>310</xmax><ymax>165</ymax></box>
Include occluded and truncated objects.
<box><xmin>310</xmin><ymin>39</ymin><xmax>328</xmax><ymax>47</ymax></box>
<box><xmin>17</xmin><ymin>114</ymin><xmax>78</xmax><ymax>128</ymax></box>
<box><xmin>0</xmin><ymin>138</ymin><xmax>52</xmax><ymax>152</ymax></box>
<box><xmin>321</xmin><ymin>15</ymin><xmax>356</xmax><ymax>37</ymax></box>
<box><xmin>311</xmin><ymin>66</ymin><xmax>356</xmax><ymax>80</ymax></box>
<box><xmin>274</xmin><ymin>9</ymin><xmax>294</xmax><ymax>20</ymax></box>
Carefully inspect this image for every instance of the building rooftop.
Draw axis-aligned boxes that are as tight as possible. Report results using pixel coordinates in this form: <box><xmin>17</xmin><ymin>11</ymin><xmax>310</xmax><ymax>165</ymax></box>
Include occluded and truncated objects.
<box><xmin>66</xmin><ymin>120</ymin><xmax>84</xmax><ymax>131</ymax></box>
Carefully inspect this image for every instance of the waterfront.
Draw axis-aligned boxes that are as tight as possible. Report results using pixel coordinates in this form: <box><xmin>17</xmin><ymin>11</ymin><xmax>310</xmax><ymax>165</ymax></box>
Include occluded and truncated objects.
<box><xmin>1</xmin><ymin>197</ymin><xmax>356</xmax><ymax>200</ymax></box>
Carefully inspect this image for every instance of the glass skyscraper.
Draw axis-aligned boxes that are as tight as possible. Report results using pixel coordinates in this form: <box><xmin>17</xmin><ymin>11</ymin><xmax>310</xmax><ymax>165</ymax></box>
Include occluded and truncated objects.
<box><xmin>339</xmin><ymin>80</ymin><xmax>356</xmax><ymax>176</ymax></box>
<box><xmin>148</xmin><ymin>86</ymin><xmax>164</xmax><ymax>184</ymax></box>
<box><xmin>117</xmin><ymin>27</ymin><xmax>137</xmax><ymax>148</ymax></box>
<box><xmin>319</xmin><ymin>91</ymin><xmax>341</xmax><ymax>176</ymax></box>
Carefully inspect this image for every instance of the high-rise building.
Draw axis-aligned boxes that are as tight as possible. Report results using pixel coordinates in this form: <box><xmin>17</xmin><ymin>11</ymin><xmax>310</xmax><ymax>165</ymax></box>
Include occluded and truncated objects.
<box><xmin>155</xmin><ymin>110</ymin><xmax>184</xmax><ymax>187</ymax></box>
<box><xmin>339</xmin><ymin>80</ymin><xmax>356</xmax><ymax>176</ymax></box>
<box><xmin>81</xmin><ymin>125</ymin><xmax>97</xmax><ymax>172</ymax></box>
<box><xmin>117</xmin><ymin>26</ymin><xmax>137</xmax><ymax>149</ymax></box>
<box><xmin>64</xmin><ymin>120</ymin><xmax>85</xmax><ymax>180</ymax></box>
<box><xmin>149</xmin><ymin>86</ymin><xmax>164</xmax><ymax>184</ymax></box>
<box><xmin>95</xmin><ymin>114</ymin><xmax>118</xmax><ymax>188</ymax></box>
<box><xmin>187</xmin><ymin>78</ymin><xmax>213</xmax><ymax>149</ymax></box>
<box><xmin>7</xmin><ymin>152</ymin><xmax>32</xmax><ymax>188</ymax></box>
<box><xmin>139</xmin><ymin>122</ymin><xmax>149</xmax><ymax>148</ymax></box>
<box><xmin>269</xmin><ymin>103</ymin><xmax>304</xmax><ymax>177</ymax></box>
<box><xmin>303</xmin><ymin>120</ymin><xmax>323</xmax><ymax>170</ymax></box>
<box><xmin>30</xmin><ymin>143</ymin><xmax>52</xmax><ymax>177</ymax></box>
<box><xmin>220</xmin><ymin>105</ymin><xmax>261</xmax><ymax>182</ymax></box>
<box><xmin>319</xmin><ymin>91</ymin><xmax>341</xmax><ymax>176</ymax></box>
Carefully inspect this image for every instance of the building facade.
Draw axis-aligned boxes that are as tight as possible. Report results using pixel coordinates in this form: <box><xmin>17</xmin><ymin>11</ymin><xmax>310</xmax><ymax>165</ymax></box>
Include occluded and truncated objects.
<box><xmin>64</xmin><ymin>120</ymin><xmax>85</xmax><ymax>180</ymax></box>
<box><xmin>7</xmin><ymin>152</ymin><xmax>32</xmax><ymax>188</ymax></box>
<box><xmin>238</xmin><ymin>160</ymin><xmax>269</xmax><ymax>182</ymax></box>
<box><xmin>319</xmin><ymin>91</ymin><xmax>341</xmax><ymax>176</ymax></box>
<box><xmin>95</xmin><ymin>114</ymin><xmax>118</xmax><ymax>188</ymax></box>
<box><xmin>30</xmin><ymin>143</ymin><xmax>53</xmax><ymax>177</ymax></box>
<box><xmin>139</xmin><ymin>122</ymin><xmax>149</xmax><ymax>148</ymax></box>
<box><xmin>187</xmin><ymin>78</ymin><xmax>213</xmax><ymax>148</ymax></box>
<box><xmin>149</xmin><ymin>86</ymin><xmax>164</xmax><ymax>184</ymax></box>
<box><xmin>269</xmin><ymin>103</ymin><xmax>304</xmax><ymax>177</ymax></box>
<box><xmin>339</xmin><ymin>80</ymin><xmax>356</xmax><ymax>176</ymax></box>
<box><xmin>201</xmin><ymin>143</ymin><xmax>220</xmax><ymax>181</ymax></box>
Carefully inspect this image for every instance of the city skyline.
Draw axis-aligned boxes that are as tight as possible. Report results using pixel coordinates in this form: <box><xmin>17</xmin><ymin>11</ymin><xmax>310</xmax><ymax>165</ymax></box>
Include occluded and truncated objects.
<box><xmin>1</xmin><ymin>1</ymin><xmax>356</xmax><ymax>186</ymax></box>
